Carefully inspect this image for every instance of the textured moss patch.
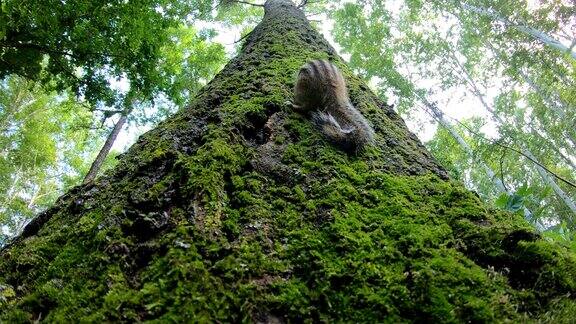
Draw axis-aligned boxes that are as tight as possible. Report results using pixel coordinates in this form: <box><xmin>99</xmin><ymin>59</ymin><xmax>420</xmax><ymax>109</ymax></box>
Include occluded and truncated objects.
<box><xmin>1</xmin><ymin>0</ymin><xmax>575</xmax><ymax>322</ymax></box>
<box><xmin>2</xmin><ymin>171</ymin><xmax>575</xmax><ymax>322</ymax></box>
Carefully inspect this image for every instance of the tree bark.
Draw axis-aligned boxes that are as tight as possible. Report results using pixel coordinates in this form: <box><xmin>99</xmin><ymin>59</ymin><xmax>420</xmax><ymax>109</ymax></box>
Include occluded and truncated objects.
<box><xmin>1</xmin><ymin>0</ymin><xmax>575</xmax><ymax>322</ymax></box>
<box><xmin>82</xmin><ymin>113</ymin><xmax>128</xmax><ymax>184</ymax></box>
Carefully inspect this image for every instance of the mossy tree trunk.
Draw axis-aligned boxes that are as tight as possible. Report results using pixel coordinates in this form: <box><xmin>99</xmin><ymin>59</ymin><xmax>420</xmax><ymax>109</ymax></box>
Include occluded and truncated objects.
<box><xmin>1</xmin><ymin>0</ymin><xmax>575</xmax><ymax>322</ymax></box>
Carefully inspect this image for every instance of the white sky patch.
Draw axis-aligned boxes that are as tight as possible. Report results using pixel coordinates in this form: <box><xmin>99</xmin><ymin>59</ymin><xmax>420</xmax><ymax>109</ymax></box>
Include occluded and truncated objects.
<box><xmin>196</xmin><ymin>21</ymin><xmax>244</xmax><ymax>56</ymax></box>
<box><xmin>109</xmin><ymin>74</ymin><xmax>130</xmax><ymax>93</ymax></box>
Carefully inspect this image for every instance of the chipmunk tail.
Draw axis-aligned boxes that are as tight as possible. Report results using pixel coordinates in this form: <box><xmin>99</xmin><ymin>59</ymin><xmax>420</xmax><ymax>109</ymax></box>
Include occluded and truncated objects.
<box><xmin>312</xmin><ymin>111</ymin><xmax>372</xmax><ymax>153</ymax></box>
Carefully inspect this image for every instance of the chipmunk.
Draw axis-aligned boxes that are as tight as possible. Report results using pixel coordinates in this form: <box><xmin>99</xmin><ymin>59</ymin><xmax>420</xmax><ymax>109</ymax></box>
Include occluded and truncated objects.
<box><xmin>289</xmin><ymin>59</ymin><xmax>374</xmax><ymax>152</ymax></box>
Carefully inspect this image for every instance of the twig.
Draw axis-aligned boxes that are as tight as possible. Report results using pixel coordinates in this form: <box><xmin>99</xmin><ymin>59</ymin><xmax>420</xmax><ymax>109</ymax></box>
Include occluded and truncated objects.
<box><xmin>92</xmin><ymin>108</ymin><xmax>124</xmax><ymax>114</ymax></box>
<box><xmin>498</xmin><ymin>148</ymin><xmax>509</xmax><ymax>192</ymax></box>
<box><xmin>230</xmin><ymin>0</ymin><xmax>264</xmax><ymax>7</ymax></box>
<box><xmin>493</xmin><ymin>139</ymin><xmax>576</xmax><ymax>189</ymax></box>
<box><xmin>439</xmin><ymin>109</ymin><xmax>576</xmax><ymax>190</ymax></box>
<box><xmin>229</xmin><ymin>32</ymin><xmax>252</xmax><ymax>45</ymax></box>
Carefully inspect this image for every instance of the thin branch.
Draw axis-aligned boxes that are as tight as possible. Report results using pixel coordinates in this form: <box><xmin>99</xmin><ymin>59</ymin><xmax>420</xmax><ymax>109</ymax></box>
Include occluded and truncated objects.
<box><xmin>499</xmin><ymin>149</ymin><xmax>509</xmax><ymax>192</ymax></box>
<box><xmin>92</xmin><ymin>108</ymin><xmax>124</xmax><ymax>114</ymax></box>
<box><xmin>229</xmin><ymin>0</ymin><xmax>264</xmax><ymax>7</ymax></box>
<box><xmin>494</xmin><ymin>140</ymin><xmax>576</xmax><ymax>189</ymax></box>
<box><xmin>0</xmin><ymin>42</ymin><xmax>131</xmax><ymax>60</ymax></box>
<box><xmin>229</xmin><ymin>32</ymin><xmax>252</xmax><ymax>45</ymax></box>
<box><xmin>441</xmin><ymin>110</ymin><xmax>576</xmax><ymax>190</ymax></box>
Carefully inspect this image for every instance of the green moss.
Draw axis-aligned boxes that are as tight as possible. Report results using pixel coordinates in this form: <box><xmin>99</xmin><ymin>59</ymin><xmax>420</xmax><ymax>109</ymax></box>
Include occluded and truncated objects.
<box><xmin>1</xmin><ymin>1</ymin><xmax>575</xmax><ymax>322</ymax></box>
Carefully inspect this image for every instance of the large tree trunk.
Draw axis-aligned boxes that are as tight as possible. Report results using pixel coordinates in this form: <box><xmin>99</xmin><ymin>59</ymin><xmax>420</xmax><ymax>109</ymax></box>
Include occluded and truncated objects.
<box><xmin>1</xmin><ymin>0</ymin><xmax>575</xmax><ymax>322</ymax></box>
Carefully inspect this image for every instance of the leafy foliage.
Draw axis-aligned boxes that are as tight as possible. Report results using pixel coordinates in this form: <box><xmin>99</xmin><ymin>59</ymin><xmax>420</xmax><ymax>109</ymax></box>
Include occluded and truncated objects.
<box><xmin>0</xmin><ymin>76</ymin><xmax>100</xmax><ymax>244</ymax></box>
<box><xmin>0</xmin><ymin>0</ymin><xmax>232</xmax><ymax>242</ymax></box>
<box><xmin>0</xmin><ymin>0</ymin><xmax>216</xmax><ymax>106</ymax></box>
<box><xmin>157</xmin><ymin>26</ymin><xmax>226</xmax><ymax>109</ymax></box>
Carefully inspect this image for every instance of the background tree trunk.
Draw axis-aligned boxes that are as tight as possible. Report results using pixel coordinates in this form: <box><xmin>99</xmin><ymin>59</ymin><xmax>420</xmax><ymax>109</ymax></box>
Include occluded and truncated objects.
<box><xmin>422</xmin><ymin>98</ymin><xmax>536</xmax><ymax>223</ymax></box>
<box><xmin>1</xmin><ymin>0</ymin><xmax>575</xmax><ymax>322</ymax></box>
<box><xmin>461</xmin><ymin>3</ymin><xmax>576</xmax><ymax>60</ymax></box>
<box><xmin>82</xmin><ymin>112</ymin><xmax>127</xmax><ymax>184</ymax></box>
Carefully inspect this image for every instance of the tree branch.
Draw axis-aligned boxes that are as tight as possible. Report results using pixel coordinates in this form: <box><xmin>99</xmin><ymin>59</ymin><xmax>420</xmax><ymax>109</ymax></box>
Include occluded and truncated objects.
<box><xmin>441</xmin><ymin>110</ymin><xmax>576</xmax><ymax>190</ymax></box>
<box><xmin>229</xmin><ymin>0</ymin><xmax>264</xmax><ymax>7</ymax></box>
<box><xmin>0</xmin><ymin>41</ymin><xmax>131</xmax><ymax>60</ymax></box>
<box><xmin>498</xmin><ymin>149</ymin><xmax>509</xmax><ymax>192</ymax></box>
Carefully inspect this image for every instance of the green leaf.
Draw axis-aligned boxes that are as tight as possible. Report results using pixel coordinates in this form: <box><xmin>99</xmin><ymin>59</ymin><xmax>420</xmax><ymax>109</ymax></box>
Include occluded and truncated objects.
<box><xmin>505</xmin><ymin>194</ymin><xmax>524</xmax><ymax>212</ymax></box>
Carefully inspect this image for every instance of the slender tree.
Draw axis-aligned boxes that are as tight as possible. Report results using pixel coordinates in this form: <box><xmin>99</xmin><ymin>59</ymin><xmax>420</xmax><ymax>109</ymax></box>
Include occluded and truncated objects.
<box><xmin>1</xmin><ymin>1</ymin><xmax>575</xmax><ymax>322</ymax></box>
<box><xmin>459</xmin><ymin>3</ymin><xmax>576</xmax><ymax>60</ymax></box>
<box><xmin>82</xmin><ymin>112</ymin><xmax>128</xmax><ymax>184</ymax></box>
<box><xmin>419</xmin><ymin>97</ymin><xmax>537</xmax><ymax>223</ymax></box>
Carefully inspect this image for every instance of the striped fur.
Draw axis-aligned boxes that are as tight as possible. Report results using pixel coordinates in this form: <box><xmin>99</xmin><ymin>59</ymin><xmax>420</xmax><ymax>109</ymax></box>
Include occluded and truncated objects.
<box><xmin>292</xmin><ymin>60</ymin><xmax>374</xmax><ymax>152</ymax></box>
